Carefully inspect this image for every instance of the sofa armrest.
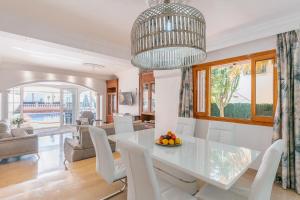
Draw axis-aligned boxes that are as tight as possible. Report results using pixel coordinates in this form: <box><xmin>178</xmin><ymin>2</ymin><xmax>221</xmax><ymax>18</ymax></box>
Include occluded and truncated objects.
<box><xmin>64</xmin><ymin>138</ymin><xmax>81</xmax><ymax>150</ymax></box>
<box><xmin>0</xmin><ymin>133</ymin><xmax>37</xmax><ymax>143</ymax></box>
<box><xmin>0</xmin><ymin>134</ymin><xmax>38</xmax><ymax>159</ymax></box>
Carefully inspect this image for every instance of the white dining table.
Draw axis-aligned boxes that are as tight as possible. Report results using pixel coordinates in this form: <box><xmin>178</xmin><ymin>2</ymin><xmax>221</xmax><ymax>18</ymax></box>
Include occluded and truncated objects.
<box><xmin>108</xmin><ymin>128</ymin><xmax>260</xmax><ymax>190</ymax></box>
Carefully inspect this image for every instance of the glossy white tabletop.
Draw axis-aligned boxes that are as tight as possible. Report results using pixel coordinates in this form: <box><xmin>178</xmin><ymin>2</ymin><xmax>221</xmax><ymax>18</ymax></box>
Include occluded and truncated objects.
<box><xmin>109</xmin><ymin>128</ymin><xmax>260</xmax><ymax>190</ymax></box>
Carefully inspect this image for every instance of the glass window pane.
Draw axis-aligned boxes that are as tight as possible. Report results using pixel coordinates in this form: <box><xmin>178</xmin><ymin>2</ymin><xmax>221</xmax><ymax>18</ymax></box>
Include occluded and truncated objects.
<box><xmin>255</xmin><ymin>59</ymin><xmax>274</xmax><ymax>117</ymax></box>
<box><xmin>8</xmin><ymin>87</ymin><xmax>21</xmax><ymax>121</ymax></box>
<box><xmin>107</xmin><ymin>94</ymin><xmax>112</xmax><ymax>115</ymax></box>
<box><xmin>197</xmin><ymin>70</ymin><xmax>206</xmax><ymax>112</ymax></box>
<box><xmin>23</xmin><ymin>86</ymin><xmax>61</xmax><ymax>129</ymax></box>
<box><xmin>143</xmin><ymin>84</ymin><xmax>149</xmax><ymax>112</ymax></box>
<box><xmin>63</xmin><ymin>88</ymin><xmax>76</xmax><ymax>125</ymax></box>
<box><xmin>210</xmin><ymin>60</ymin><xmax>251</xmax><ymax>119</ymax></box>
<box><xmin>80</xmin><ymin>90</ymin><xmax>97</xmax><ymax>116</ymax></box>
<box><xmin>151</xmin><ymin>83</ymin><xmax>155</xmax><ymax>112</ymax></box>
<box><xmin>112</xmin><ymin>94</ymin><xmax>117</xmax><ymax>113</ymax></box>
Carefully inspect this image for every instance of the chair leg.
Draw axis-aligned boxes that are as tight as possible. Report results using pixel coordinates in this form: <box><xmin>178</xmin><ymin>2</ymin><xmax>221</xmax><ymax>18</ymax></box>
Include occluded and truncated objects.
<box><xmin>36</xmin><ymin>154</ymin><xmax>40</xmax><ymax>160</ymax></box>
<box><xmin>64</xmin><ymin>159</ymin><xmax>68</xmax><ymax>170</ymax></box>
<box><xmin>100</xmin><ymin>178</ymin><xmax>127</xmax><ymax>200</ymax></box>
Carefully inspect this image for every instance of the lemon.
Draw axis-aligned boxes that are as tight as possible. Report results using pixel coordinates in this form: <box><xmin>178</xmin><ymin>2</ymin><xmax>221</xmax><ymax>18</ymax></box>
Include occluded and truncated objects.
<box><xmin>175</xmin><ymin>138</ymin><xmax>181</xmax><ymax>144</ymax></box>
<box><xmin>169</xmin><ymin>139</ymin><xmax>175</xmax><ymax>145</ymax></box>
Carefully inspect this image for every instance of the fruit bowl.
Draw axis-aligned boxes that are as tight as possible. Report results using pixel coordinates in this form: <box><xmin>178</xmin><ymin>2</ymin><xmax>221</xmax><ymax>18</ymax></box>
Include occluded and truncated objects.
<box><xmin>155</xmin><ymin>131</ymin><xmax>182</xmax><ymax>147</ymax></box>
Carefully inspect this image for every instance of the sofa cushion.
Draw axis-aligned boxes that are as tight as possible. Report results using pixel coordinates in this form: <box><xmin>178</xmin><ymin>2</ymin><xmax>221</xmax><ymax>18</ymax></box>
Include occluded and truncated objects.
<box><xmin>0</xmin><ymin>132</ymin><xmax>12</xmax><ymax>139</ymax></box>
<box><xmin>11</xmin><ymin>129</ymin><xmax>28</xmax><ymax>137</ymax></box>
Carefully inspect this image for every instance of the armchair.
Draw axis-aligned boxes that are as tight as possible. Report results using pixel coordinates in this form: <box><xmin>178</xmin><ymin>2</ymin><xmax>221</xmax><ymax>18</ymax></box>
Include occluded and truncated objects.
<box><xmin>76</xmin><ymin>111</ymin><xmax>95</xmax><ymax>125</ymax></box>
<box><xmin>64</xmin><ymin>126</ymin><xmax>95</xmax><ymax>166</ymax></box>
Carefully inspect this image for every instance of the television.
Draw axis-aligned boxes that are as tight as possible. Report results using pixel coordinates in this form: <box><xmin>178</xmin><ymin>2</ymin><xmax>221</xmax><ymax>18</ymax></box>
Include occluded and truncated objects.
<box><xmin>119</xmin><ymin>92</ymin><xmax>133</xmax><ymax>105</ymax></box>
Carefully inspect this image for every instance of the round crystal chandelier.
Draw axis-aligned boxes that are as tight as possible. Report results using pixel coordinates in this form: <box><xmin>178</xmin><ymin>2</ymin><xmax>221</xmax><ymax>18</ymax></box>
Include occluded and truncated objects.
<box><xmin>131</xmin><ymin>0</ymin><xmax>206</xmax><ymax>70</ymax></box>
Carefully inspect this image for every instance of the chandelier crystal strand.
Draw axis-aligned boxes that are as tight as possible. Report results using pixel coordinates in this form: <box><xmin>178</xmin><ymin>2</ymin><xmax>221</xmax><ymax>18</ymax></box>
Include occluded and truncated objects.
<box><xmin>131</xmin><ymin>0</ymin><xmax>206</xmax><ymax>70</ymax></box>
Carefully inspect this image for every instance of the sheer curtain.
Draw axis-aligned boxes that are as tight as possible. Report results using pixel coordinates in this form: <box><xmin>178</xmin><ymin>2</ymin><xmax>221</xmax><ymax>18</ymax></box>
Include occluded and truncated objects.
<box><xmin>273</xmin><ymin>29</ymin><xmax>300</xmax><ymax>193</ymax></box>
<box><xmin>178</xmin><ymin>67</ymin><xmax>193</xmax><ymax>117</ymax></box>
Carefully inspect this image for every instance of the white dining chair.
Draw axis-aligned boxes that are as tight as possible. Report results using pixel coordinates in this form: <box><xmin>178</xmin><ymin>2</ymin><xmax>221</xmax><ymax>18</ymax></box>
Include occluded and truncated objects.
<box><xmin>88</xmin><ymin>126</ymin><xmax>127</xmax><ymax>200</ymax></box>
<box><xmin>113</xmin><ymin>115</ymin><xmax>134</xmax><ymax>134</ymax></box>
<box><xmin>118</xmin><ymin>139</ymin><xmax>197</xmax><ymax>200</ymax></box>
<box><xmin>196</xmin><ymin>139</ymin><xmax>284</xmax><ymax>200</ymax></box>
<box><xmin>156</xmin><ymin>117</ymin><xmax>198</xmax><ymax>194</ymax></box>
<box><xmin>206</xmin><ymin>121</ymin><xmax>235</xmax><ymax>145</ymax></box>
<box><xmin>175</xmin><ymin>117</ymin><xmax>196</xmax><ymax>136</ymax></box>
<box><xmin>113</xmin><ymin>115</ymin><xmax>134</xmax><ymax>151</ymax></box>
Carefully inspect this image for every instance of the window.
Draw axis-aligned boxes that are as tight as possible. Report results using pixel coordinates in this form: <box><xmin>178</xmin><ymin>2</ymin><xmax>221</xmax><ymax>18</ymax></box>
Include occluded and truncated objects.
<box><xmin>23</xmin><ymin>86</ymin><xmax>61</xmax><ymax>129</ymax></box>
<box><xmin>79</xmin><ymin>90</ymin><xmax>97</xmax><ymax>116</ymax></box>
<box><xmin>193</xmin><ymin>50</ymin><xmax>277</xmax><ymax>126</ymax></box>
<box><xmin>8</xmin><ymin>87</ymin><xmax>21</xmax><ymax>120</ymax></box>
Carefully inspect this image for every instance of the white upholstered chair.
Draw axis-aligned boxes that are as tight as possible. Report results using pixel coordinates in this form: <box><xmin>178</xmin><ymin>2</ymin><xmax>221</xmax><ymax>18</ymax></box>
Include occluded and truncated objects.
<box><xmin>118</xmin><ymin>139</ymin><xmax>197</xmax><ymax>200</ymax></box>
<box><xmin>196</xmin><ymin>139</ymin><xmax>284</xmax><ymax>200</ymax></box>
<box><xmin>206</xmin><ymin>121</ymin><xmax>235</xmax><ymax>145</ymax></box>
<box><xmin>113</xmin><ymin>115</ymin><xmax>134</xmax><ymax>151</ymax></box>
<box><xmin>88</xmin><ymin>126</ymin><xmax>127</xmax><ymax>200</ymax></box>
<box><xmin>156</xmin><ymin>117</ymin><xmax>198</xmax><ymax>194</ymax></box>
<box><xmin>113</xmin><ymin>115</ymin><xmax>134</xmax><ymax>134</ymax></box>
<box><xmin>175</xmin><ymin>117</ymin><xmax>196</xmax><ymax>136</ymax></box>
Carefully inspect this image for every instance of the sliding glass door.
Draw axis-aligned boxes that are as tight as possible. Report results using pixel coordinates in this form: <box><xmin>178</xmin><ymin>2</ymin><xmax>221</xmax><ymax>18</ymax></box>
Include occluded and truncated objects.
<box><xmin>62</xmin><ymin>88</ymin><xmax>77</xmax><ymax>125</ymax></box>
<box><xmin>6</xmin><ymin>83</ymin><xmax>100</xmax><ymax>129</ymax></box>
<box><xmin>23</xmin><ymin>86</ymin><xmax>61</xmax><ymax>129</ymax></box>
<box><xmin>7</xmin><ymin>87</ymin><xmax>21</xmax><ymax>120</ymax></box>
<box><xmin>79</xmin><ymin>90</ymin><xmax>96</xmax><ymax>117</ymax></box>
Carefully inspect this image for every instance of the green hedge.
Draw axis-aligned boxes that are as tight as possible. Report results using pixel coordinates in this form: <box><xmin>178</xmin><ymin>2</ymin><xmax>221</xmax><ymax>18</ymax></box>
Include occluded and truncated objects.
<box><xmin>256</xmin><ymin>104</ymin><xmax>273</xmax><ymax>116</ymax></box>
<box><xmin>211</xmin><ymin>103</ymin><xmax>272</xmax><ymax>118</ymax></box>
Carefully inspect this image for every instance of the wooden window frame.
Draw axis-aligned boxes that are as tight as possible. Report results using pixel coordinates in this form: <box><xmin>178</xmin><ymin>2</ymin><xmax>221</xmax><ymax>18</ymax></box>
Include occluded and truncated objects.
<box><xmin>193</xmin><ymin>50</ymin><xmax>277</xmax><ymax>127</ymax></box>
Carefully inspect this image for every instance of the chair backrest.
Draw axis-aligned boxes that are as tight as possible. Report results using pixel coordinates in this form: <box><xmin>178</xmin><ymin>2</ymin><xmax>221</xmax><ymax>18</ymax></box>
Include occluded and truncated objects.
<box><xmin>113</xmin><ymin>116</ymin><xmax>134</xmax><ymax>135</ymax></box>
<box><xmin>119</xmin><ymin>139</ymin><xmax>160</xmax><ymax>200</ymax></box>
<box><xmin>81</xmin><ymin>111</ymin><xmax>95</xmax><ymax>125</ymax></box>
<box><xmin>175</xmin><ymin>117</ymin><xmax>196</xmax><ymax>136</ymax></box>
<box><xmin>79</xmin><ymin>127</ymin><xmax>94</xmax><ymax>148</ymax></box>
<box><xmin>249</xmin><ymin>139</ymin><xmax>284</xmax><ymax>200</ymax></box>
<box><xmin>88</xmin><ymin>126</ymin><xmax>115</xmax><ymax>184</ymax></box>
<box><xmin>206</xmin><ymin>121</ymin><xmax>234</xmax><ymax>145</ymax></box>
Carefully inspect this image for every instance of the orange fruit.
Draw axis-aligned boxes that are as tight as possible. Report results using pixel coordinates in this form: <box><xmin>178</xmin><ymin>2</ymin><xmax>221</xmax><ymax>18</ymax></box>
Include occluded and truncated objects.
<box><xmin>162</xmin><ymin>139</ymin><xmax>169</xmax><ymax>145</ymax></box>
<box><xmin>169</xmin><ymin>139</ymin><xmax>175</xmax><ymax>145</ymax></box>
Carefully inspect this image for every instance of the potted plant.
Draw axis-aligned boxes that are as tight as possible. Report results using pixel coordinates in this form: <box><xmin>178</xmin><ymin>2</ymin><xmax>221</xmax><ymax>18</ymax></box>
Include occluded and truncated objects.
<box><xmin>12</xmin><ymin>117</ymin><xmax>25</xmax><ymax>128</ymax></box>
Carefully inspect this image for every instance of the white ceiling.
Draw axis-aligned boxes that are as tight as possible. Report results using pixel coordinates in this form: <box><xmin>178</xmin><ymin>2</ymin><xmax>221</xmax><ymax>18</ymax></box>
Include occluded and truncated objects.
<box><xmin>41</xmin><ymin>0</ymin><xmax>300</xmax><ymax>40</ymax></box>
<box><xmin>0</xmin><ymin>0</ymin><xmax>299</xmax><ymax>75</ymax></box>
<box><xmin>0</xmin><ymin>31</ymin><xmax>132</xmax><ymax>76</ymax></box>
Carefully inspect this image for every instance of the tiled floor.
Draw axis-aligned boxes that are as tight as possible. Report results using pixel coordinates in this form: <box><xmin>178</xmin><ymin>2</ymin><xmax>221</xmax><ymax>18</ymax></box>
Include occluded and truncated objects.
<box><xmin>0</xmin><ymin>133</ymin><xmax>72</xmax><ymax>177</ymax></box>
<box><xmin>0</xmin><ymin>133</ymin><xmax>299</xmax><ymax>200</ymax></box>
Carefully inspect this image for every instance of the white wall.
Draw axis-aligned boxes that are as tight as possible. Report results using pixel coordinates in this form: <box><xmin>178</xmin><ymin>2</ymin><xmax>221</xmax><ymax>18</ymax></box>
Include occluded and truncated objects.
<box><xmin>154</xmin><ymin>36</ymin><xmax>276</xmax><ymax>170</ymax></box>
<box><xmin>155</xmin><ymin>70</ymin><xmax>181</xmax><ymax>134</ymax></box>
<box><xmin>0</xmin><ymin>63</ymin><xmax>110</xmax><ymax>92</ymax></box>
<box><xmin>0</xmin><ymin>62</ymin><xmax>111</xmax><ymax>121</ymax></box>
<box><xmin>194</xmin><ymin>120</ymin><xmax>273</xmax><ymax>169</ymax></box>
<box><xmin>116</xmin><ymin>68</ymin><xmax>140</xmax><ymax>115</ymax></box>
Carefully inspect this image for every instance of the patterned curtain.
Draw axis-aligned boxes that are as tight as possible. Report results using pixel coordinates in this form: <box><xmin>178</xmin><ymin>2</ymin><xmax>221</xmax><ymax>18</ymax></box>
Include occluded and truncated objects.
<box><xmin>178</xmin><ymin>67</ymin><xmax>193</xmax><ymax>117</ymax></box>
<box><xmin>273</xmin><ymin>29</ymin><xmax>300</xmax><ymax>193</ymax></box>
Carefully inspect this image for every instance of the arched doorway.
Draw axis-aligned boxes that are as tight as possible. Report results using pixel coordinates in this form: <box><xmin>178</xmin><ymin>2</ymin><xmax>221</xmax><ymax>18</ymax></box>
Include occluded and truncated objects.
<box><xmin>7</xmin><ymin>81</ymin><xmax>102</xmax><ymax>130</ymax></box>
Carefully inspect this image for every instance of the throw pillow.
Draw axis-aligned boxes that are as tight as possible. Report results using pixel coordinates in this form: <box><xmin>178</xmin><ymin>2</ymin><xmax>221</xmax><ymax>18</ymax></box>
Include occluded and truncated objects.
<box><xmin>11</xmin><ymin>129</ymin><xmax>28</xmax><ymax>137</ymax></box>
<box><xmin>0</xmin><ymin>122</ymin><xmax>9</xmax><ymax>133</ymax></box>
<box><xmin>0</xmin><ymin>132</ymin><xmax>12</xmax><ymax>139</ymax></box>
<box><xmin>80</xmin><ymin>118</ymin><xmax>89</xmax><ymax>125</ymax></box>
